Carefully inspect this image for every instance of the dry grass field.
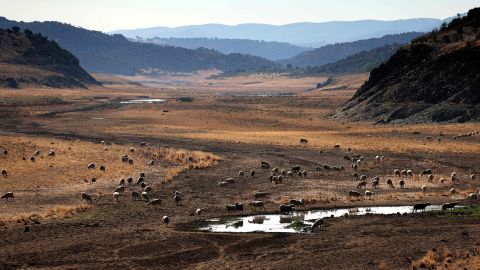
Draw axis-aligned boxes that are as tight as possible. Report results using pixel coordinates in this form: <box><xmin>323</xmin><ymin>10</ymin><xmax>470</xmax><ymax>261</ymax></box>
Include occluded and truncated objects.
<box><xmin>0</xmin><ymin>72</ymin><xmax>479</xmax><ymax>269</ymax></box>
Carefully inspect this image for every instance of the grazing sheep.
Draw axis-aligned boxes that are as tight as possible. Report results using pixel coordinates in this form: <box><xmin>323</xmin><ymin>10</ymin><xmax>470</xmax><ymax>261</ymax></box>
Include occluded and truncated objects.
<box><xmin>139</xmin><ymin>142</ymin><xmax>148</xmax><ymax>147</ymax></box>
<box><xmin>174</xmin><ymin>195</ymin><xmax>182</xmax><ymax>206</ymax></box>
<box><xmin>162</xmin><ymin>216</ymin><xmax>170</xmax><ymax>225</ymax></box>
<box><xmin>467</xmin><ymin>193</ymin><xmax>478</xmax><ymax>200</ymax></box>
<box><xmin>260</xmin><ymin>163</ymin><xmax>269</xmax><ymax>170</ymax></box>
<box><xmin>131</xmin><ymin>191</ymin><xmax>141</xmax><ymax>201</ymax></box>
<box><xmin>360</xmin><ymin>175</ymin><xmax>367</xmax><ymax>181</ymax></box>
<box><xmin>139</xmin><ymin>172</ymin><xmax>145</xmax><ymax>178</ymax></box>
<box><xmin>315</xmin><ymin>166</ymin><xmax>323</xmax><ymax>174</ymax></box>
<box><xmin>226</xmin><ymin>204</ymin><xmax>237</xmax><ymax>213</ymax></box>
<box><xmin>299</xmin><ymin>138</ymin><xmax>308</xmax><ymax>144</ymax></box>
<box><xmin>353</xmin><ymin>172</ymin><xmax>359</xmax><ymax>181</ymax></box>
<box><xmin>91</xmin><ymin>177</ymin><xmax>96</xmax><ymax>184</ymax></box>
<box><xmin>235</xmin><ymin>203</ymin><xmax>243</xmax><ymax>212</ymax></box>
<box><xmin>357</xmin><ymin>181</ymin><xmax>367</xmax><ymax>189</ymax></box>
<box><xmin>351</xmin><ymin>164</ymin><xmax>358</xmax><ymax>171</ymax></box>
<box><xmin>311</xmin><ymin>218</ymin><xmax>324</xmax><ymax>232</ymax></box>
<box><xmin>2</xmin><ymin>150</ymin><xmax>7</xmax><ymax>155</ymax></box>
<box><xmin>144</xmin><ymin>186</ymin><xmax>152</xmax><ymax>193</ymax></box>
<box><xmin>302</xmin><ymin>170</ymin><xmax>307</xmax><ymax>177</ymax></box>
<box><xmin>407</xmin><ymin>170</ymin><xmax>414</xmax><ymax>178</ymax></box>
<box><xmin>34</xmin><ymin>150</ymin><xmax>40</xmax><ymax>156</ymax></box>
<box><xmin>451</xmin><ymin>172</ymin><xmax>458</xmax><ymax>182</ymax></box>
<box><xmin>421</xmin><ymin>185</ymin><xmax>427</xmax><ymax>193</ymax></box>
<box><xmin>386</xmin><ymin>178</ymin><xmax>394</xmax><ymax>188</ymax></box>
<box><xmin>365</xmin><ymin>190</ymin><xmax>374</xmax><ymax>199</ymax></box>
<box><xmin>188</xmin><ymin>156</ymin><xmax>194</xmax><ymax>162</ymax></box>
<box><xmin>343</xmin><ymin>155</ymin><xmax>351</xmax><ymax>161</ymax></box>
<box><xmin>99</xmin><ymin>165</ymin><xmax>106</xmax><ymax>171</ymax></box>
<box><xmin>114</xmin><ymin>185</ymin><xmax>125</xmax><ymax>194</ymax></box>
<box><xmin>225</xmin><ymin>178</ymin><xmax>235</xmax><ymax>184</ymax></box>
<box><xmin>128</xmin><ymin>159</ymin><xmax>134</xmax><ymax>165</ymax></box>
<box><xmin>291</xmin><ymin>165</ymin><xmax>301</xmax><ymax>172</ymax></box>
<box><xmin>129</xmin><ymin>147</ymin><xmax>135</xmax><ymax>153</ymax></box>
<box><xmin>196</xmin><ymin>208</ymin><xmax>204</xmax><ymax>216</ymax></box>
<box><xmin>254</xmin><ymin>192</ymin><xmax>270</xmax><ymax>199</ymax></box>
<box><xmin>48</xmin><ymin>150</ymin><xmax>55</xmax><ymax>157</ymax></box>
<box><xmin>272</xmin><ymin>176</ymin><xmax>283</xmax><ymax>185</ymax></box>
<box><xmin>471</xmin><ymin>174</ymin><xmax>476</xmax><ymax>181</ymax></box>
<box><xmin>250</xmin><ymin>170</ymin><xmax>255</xmax><ymax>178</ymax></box>
<box><xmin>279</xmin><ymin>204</ymin><xmax>295</xmax><ymax>212</ymax></box>
<box><xmin>442</xmin><ymin>202</ymin><xmax>457</xmax><ymax>211</ymax></box>
<box><xmin>121</xmin><ymin>155</ymin><xmax>129</xmax><ymax>162</ymax></box>
<box><xmin>420</xmin><ymin>169</ymin><xmax>432</xmax><ymax>178</ymax></box>
<box><xmin>127</xmin><ymin>177</ymin><xmax>133</xmax><ymax>185</ymax></box>
<box><xmin>281</xmin><ymin>170</ymin><xmax>287</xmax><ymax>176</ymax></box>
<box><xmin>287</xmin><ymin>171</ymin><xmax>294</xmax><ymax>177</ymax></box>
<box><xmin>371</xmin><ymin>179</ymin><xmax>379</xmax><ymax>189</ymax></box>
<box><xmin>297</xmin><ymin>171</ymin><xmax>303</xmax><ymax>177</ymax></box>
<box><xmin>348</xmin><ymin>190</ymin><xmax>361</xmax><ymax>199</ymax></box>
<box><xmin>81</xmin><ymin>192</ymin><xmax>93</xmax><ymax>203</ymax></box>
<box><xmin>141</xmin><ymin>191</ymin><xmax>149</xmax><ymax>202</ymax></box>
<box><xmin>289</xmin><ymin>199</ymin><xmax>304</xmax><ymax>206</ymax></box>
<box><xmin>30</xmin><ymin>156</ymin><xmax>35</xmax><ymax>162</ymax></box>
<box><xmin>1</xmin><ymin>169</ymin><xmax>7</xmax><ymax>177</ymax></box>
<box><xmin>401</xmin><ymin>170</ymin><xmax>408</xmax><ymax>177</ymax></box>
<box><xmin>119</xmin><ymin>178</ymin><xmax>126</xmax><ymax>186</ymax></box>
<box><xmin>113</xmin><ymin>192</ymin><xmax>121</xmax><ymax>201</ymax></box>
<box><xmin>399</xmin><ymin>179</ymin><xmax>406</xmax><ymax>189</ymax></box>
<box><xmin>136</xmin><ymin>177</ymin><xmax>144</xmax><ymax>185</ymax></box>
<box><xmin>148</xmin><ymin>160</ymin><xmax>154</xmax><ymax>166</ymax></box>
<box><xmin>413</xmin><ymin>203</ymin><xmax>431</xmax><ymax>212</ymax></box>
<box><xmin>140</xmin><ymin>182</ymin><xmax>147</xmax><ymax>189</ymax></box>
<box><xmin>173</xmin><ymin>190</ymin><xmax>182</xmax><ymax>197</ymax></box>
<box><xmin>272</xmin><ymin>168</ymin><xmax>279</xmax><ymax>174</ymax></box>
<box><xmin>1</xmin><ymin>192</ymin><xmax>14</xmax><ymax>201</ymax></box>
<box><xmin>333</xmin><ymin>144</ymin><xmax>341</xmax><ymax>150</ymax></box>
<box><xmin>148</xmin><ymin>199</ymin><xmax>162</xmax><ymax>206</ymax></box>
<box><xmin>440</xmin><ymin>178</ymin><xmax>446</xmax><ymax>185</ymax></box>
<box><xmin>261</xmin><ymin>161</ymin><xmax>270</xmax><ymax>168</ymax></box>
<box><xmin>394</xmin><ymin>169</ymin><xmax>401</xmax><ymax>177</ymax></box>
<box><xmin>332</xmin><ymin>166</ymin><xmax>342</xmax><ymax>172</ymax></box>
<box><xmin>249</xmin><ymin>201</ymin><xmax>266</xmax><ymax>212</ymax></box>
<box><xmin>437</xmin><ymin>137</ymin><xmax>442</xmax><ymax>142</ymax></box>
<box><xmin>218</xmin><ymin>181</ymin><xmax>228</xmax><ymax>187</ymax></box>
<box><xmin>449</xmin><ymin>188</ymin><xmax>457</xmax><ymax>198</ymax></box>
<box><xmin>238</xmin><ymin>171</ymin><xmax>245</xmax><ymax>177</ymax></box>
<box><xmin>427</xmin><ymin>174</ymin><xmax>434</xmax><ymax>183</ymax></box>
<box><xmin>87</xmin><ymin>163</ymin><xmax>95</xmax><ymax>169</ymax></box>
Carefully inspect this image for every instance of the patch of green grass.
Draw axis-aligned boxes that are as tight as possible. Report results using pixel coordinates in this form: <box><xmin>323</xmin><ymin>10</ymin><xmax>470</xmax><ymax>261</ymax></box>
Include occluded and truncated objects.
<box><xmin>439</xmin><ymin>205</ymin><xmax>480</xmax><ymax>217</ymax></box>
<box><xmin>285</xmin><ymin>217</ymin><xmax>311</xmax><ymax>231</ymax></box>
<box><xmin>176</xmin><ymin>97</ymin><xmax>194</xmax><ymax>103</ymax></box>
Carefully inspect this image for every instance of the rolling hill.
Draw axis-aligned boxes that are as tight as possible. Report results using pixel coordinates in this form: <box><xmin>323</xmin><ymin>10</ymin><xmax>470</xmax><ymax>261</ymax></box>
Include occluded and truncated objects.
<box><xmin>111</xmin><ymin>19</ymin><xmax>444</xmax><ymax>46</ymax></box>
<box><xmin>282</xmin><ymin>32</ymin><xmax>423</xmax><ymax>67</ymax></box>
<box><xmin>0</xmin><ymin>17</ymin><xmax>276</xmax><ymax>75</ymax></box>
<box><xmin>338</xmin><ymin>10</ymin><xmax>480</xmax><ymax>123</ymax></box>
<box><xmin>0</xmin><ymin>27</ymin><xmax>99</xmax><ymax>88</ymax></box>
<box><xmin>138</xmin><ymin>37</ymin><xmax>308</xmax><ymax>61</ymax></box>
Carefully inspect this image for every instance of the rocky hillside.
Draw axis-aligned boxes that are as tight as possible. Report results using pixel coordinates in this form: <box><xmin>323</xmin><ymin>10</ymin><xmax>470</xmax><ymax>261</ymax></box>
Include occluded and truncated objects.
<box><xmin>338</xmin><ymin>9</ymin><xmax>480</xmax><ymax>124</ymax></box>
<box><xmin>0</xmin><ymin>27</ymin><xmax>99</xmax><ymax>88</ymax></box>
<box><xmin>0</xmin><ymin>17</ymin><xmax>276</xmax><ymax>75</ymax></box>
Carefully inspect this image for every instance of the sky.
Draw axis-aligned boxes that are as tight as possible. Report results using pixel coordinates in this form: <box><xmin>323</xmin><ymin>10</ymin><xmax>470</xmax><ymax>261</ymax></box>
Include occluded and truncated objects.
<box><xmin>0</xmin><ymin>0</ymin><xmax>478</xmax><ymax>32</ymax></box>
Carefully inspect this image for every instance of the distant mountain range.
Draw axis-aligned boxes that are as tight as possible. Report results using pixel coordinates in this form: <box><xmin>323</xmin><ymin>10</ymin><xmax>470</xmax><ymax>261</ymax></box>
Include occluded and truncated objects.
<box><xmin>0</xmin><ymin>17</ymin><xmax>276</xmax><ymax>75</ymax></box>
<box><xmin>338</xmin><ymin>9</ymin><xmax>480</xmax><ymax>123</ymax></box>
<box><xmin>138</xmin><ymin>37</ymin><xmax>308</xmax><ymax>61</ymax></box>
<box><xmin>111</xmin><ymin>18</ymin><xmax>449</xmax><ymax>46</ymax></box>
<box><xmin>0</xmin><ymin>27</ymin><xmax>98</xmax><ymax>88</ymax></box>
<box><xmin>281</xmin><ymin>32</ymin><xmax>424</xmax><ymax>67</ymax></box>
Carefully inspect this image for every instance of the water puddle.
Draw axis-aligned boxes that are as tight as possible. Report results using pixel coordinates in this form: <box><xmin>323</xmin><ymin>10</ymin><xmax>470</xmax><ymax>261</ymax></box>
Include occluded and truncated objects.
<box><xmin>200</xmin><ymin>205</ymin><xmax>460</xmax><ymax>233</ymax></box>
<box><xmin>120</xmin><ymin>98</ymin><xmax>166</xmax><ymax>104</ymax></box>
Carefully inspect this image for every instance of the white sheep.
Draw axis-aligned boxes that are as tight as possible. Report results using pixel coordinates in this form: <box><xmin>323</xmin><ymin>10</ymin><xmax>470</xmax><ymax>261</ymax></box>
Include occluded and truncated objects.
<box><xmin>365</xmin><ymin>190</ymin><xmax>374</xmax><ymax>199</ymax></box>
<box><xmin>238</xmin><ymin>171</ymin><xmax>245</xmax><ymax>177</ymax></box>
<box><xmin>113</xmin><ymin>192</ymin><xmax>121</xmax><ymax>201</ymax></box>
<box><xmin>421</xmin><ymin>185</ymin><xmax>427</xmax><ymax>193</ymax></box>
<box><xmin>195</xmin><ymin>208</ymin><xmax>204</xmax><ymax>216</ymax></box>
<box><xmin>449</xmin><ymin>188</ymin><xmax>457</xmax><ymax>198</ymax></box>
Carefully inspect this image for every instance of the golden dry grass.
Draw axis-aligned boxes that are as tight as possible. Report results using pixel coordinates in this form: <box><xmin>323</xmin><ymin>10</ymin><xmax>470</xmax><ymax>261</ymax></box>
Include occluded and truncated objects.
<box><xmin>412</xmin><ymin>246</ymin><xmax>480</xmax><ymax>270</ymax></box>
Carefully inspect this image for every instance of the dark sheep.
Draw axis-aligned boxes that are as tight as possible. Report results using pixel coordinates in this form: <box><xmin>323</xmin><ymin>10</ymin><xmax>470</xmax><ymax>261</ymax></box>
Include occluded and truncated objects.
<box><xmin>413</xmin><ymin>203</ymin><xmax>431</xmax><ymax>212</ymax></box>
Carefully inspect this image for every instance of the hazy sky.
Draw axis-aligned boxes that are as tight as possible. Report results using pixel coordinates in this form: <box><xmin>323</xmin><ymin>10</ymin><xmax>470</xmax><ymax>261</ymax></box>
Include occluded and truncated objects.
<box><xmin>0</xmin><ymin>0</ymin><xmax>478</xmax><ymax>31</ymax></box>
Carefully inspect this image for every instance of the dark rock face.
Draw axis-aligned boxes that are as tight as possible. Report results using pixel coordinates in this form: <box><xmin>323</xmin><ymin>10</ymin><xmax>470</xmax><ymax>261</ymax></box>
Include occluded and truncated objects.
<box><xmin>339</xmin><ymin>8</ymin><xmax>480</xmax><ymax>124</ymax></box>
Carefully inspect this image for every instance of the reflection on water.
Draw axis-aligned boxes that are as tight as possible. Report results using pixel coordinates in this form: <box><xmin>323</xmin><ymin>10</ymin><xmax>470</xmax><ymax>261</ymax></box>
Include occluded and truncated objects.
<box><xmin>200</xmin><ymin>205</ymin><xmax>458</xmax><ymax>233</ymax></box>
<box><xmin>120</xmin><ymin>98</ymin><xmax>166</xmax><ymax>104</ymax></box>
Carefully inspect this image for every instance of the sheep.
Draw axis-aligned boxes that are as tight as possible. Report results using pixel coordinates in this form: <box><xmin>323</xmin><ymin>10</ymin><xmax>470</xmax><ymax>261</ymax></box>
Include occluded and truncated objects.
<box><xmin>413</xmin><ymin>203</ymin><xmax>431</xmax><ymax>212</ymax></box>
<box><xmin>272</xmin><ymin>168</ymin><xmax>279</xmax><ymax>174</ymax></box>
<box><xmin>162</xmin><ymin>216</ymin><xmax>170</xmax><ymax>225</ymax></box>
<box><xmin>129</xmin><ymin>147</ymin><xmax>135</xmax><ymax>153</ymax></box>
<box><xmin>297</xmin><ymin>171</ymin><xmax>303</xmax><ymax>177</ymax></box>
<box><xmin>437</xmin><ymin>137</ymin><xmax>442</xmax><ymax>142</ymax></box>
<box><xmin>442</xmin><ymin>202</ymin><xmax>457</xmax><ymax>211</ymax></box>
<box><xmin>467</xmin><ymin>193</ymin><xmax>478</xmax><ymax>200</ymax></box>
<box><xmin>250</xmin><ymin>170</ymin><xmax>255</xmax><ymax>178</ymax></box>
<box><xmin>144</xmin><ymin>186</ymin><xmax>152</xmax><ymax>193</ymax></box>
<box><xmin>394</xmin><ymin>169</ymin><xmax>401</xmax><ymax>177</ymax></box>
<box><xmin>1</xmin><ymin>192</ymin><xmax>14</xmax><ymax>201</ymax></box>
<box><xmin>87</xmin><ymin>163</ymin><xmax>95</xmax><ymax>169</ymax></box>
<box><xmin>196</xmin><ymin>208</ymin><xmax>204</xmax><ymax>216</ymax></box>
<box><xmin>226</xmin><ymin>204</ymin><xmax>237</xmax><ymax>213</ymax></box>
<box><xmin>148</xmin><ymin>199</ymin><xmax>162</xmax><ymax>206</ymax></box>
<box><xmin>249</xmin><ymin>201</ymin><xmax>266</xmax><ymax>212</ymax></box>
<box><xmin>225</xmin><ymin>177</ymin><xmax>235</xmax><ymax>184</ymax></box>
<box><xmin>360</xmin><ymin>175</ymin><xmax>367</xmax><ymax>181</ymax></box>
<box><xmin>128</xmin><ymin>159</ymin><xmax>134</xmax><ymax>165</ymax></box>
<box><xmin>174</xmin><ymin>195</ymin><xmax>182</xmax><ymax>206</ymax></box>
<box><xmin>91</xmin><ymin>177</ymin><xmax>96</xmax><ymax>184</ymax></box>
<box><xmin>357</xmin><ymin>181</ymin><xmax>367</xmax><ymax>189</ymax></box>
<box><xmin>235</xmin><ymin>203</ymin><xmax>243</xmax><ymax>212</ymax></box>
<box><xmin>471</xmin><ymin>174</ymin><xmax>476</xmax><ymax>181</ymax></box>
<box><xmin>302</xmin><ymin>170</ymin><xmax>307</xmax><ymax>177</ymax></box>
<box><xmin>173</xmin><ymin>190</ymin><xmax>182</xmax><ymax>197</ymax></box>
<box><xmin>261</xmin><ymin>161</ymin><xmax>270</xmax><ymax>169</ymax></box>
<box><xmin>299</xmin><ymin>138</ymin><xmax>308</xmax><ymax>144</ymax></box>
<box><xmin>119</xmin><ymin>178</ymin><xmax>125</xmax><ymax>186</ymax></box>
<box><xmin>238</xmin><ymin>171</ymin><xmax>245</xmax><ymax>177</ymax></box>
<box><xmin>440</xmin><ymin>178</ymin><xmax>446</xmax><ymax>185</ymax></box>
<box><xmin>141</xmin><ymin>182</ymin><xmax>147</xmax><ymax>189</ymax></box>
<box><xmin>348</xmin><ymin>190</ymin><xmax>361</xmax><ymax>199</ymax></box>
<box><xmin>347</xmin><ymin>147</ymin><xmax>352</xmax><ymax>152</ymax></box>
<box><xmin>139</xmin><ymin>142</ymin><xmax>148</xmax><ymax>147</ymax></box>
<box><xmin>365</xmin><ymin>190</ymin><xmax>374</xmax><ymax>199</ymax></box>
<box><xmin>287</xmin><ymin>171</ymin><xmax>294</xmax><ymax>177</ymax></box>
<box><xmin>2</xmin><ymin>150</ymin><xmax>7</xmax><ymax>155</ymax></box>
<box><xmin>351</xmin><ymin>163</ymin><xmax>358</xmax><ymax>171</ymax></box>
<box><xmin>81</xmin><ymin>192</ymin><xmax>93</xmax><ymax>203</ymax></box>
<box><xmin>48</xmin><ymin>150</ymin><xmax>55</xmax><ymax>157</ymax></box>
<box><xmin>291</xmin><ymin>165</ymin><xmax>301</xmax><ymax>172</ymax></box>
<box><xmin>427</xmin><ymin>174</ymin><xmax>434</xmax><ymax>183</ymax></box>
<box><xmin>353</xmin><ymin>172</ymin><xmax>359</xmax><ymax>181</ymax></box>
<box><xmin>371</xmin><ymin>179</ymin><xmax>379</xmax><ymax>189</ymax></box>
<box><xmin>99</xmin><ymin>165</ymin><xmax>106</xmax><ymax>171</ymax></box>
<box><xmin>131</xmin><ymin>191</ymin><xmax>141</xmax><ymax>201</ymax></box>
<box><xmin>218</xmin><ymin>181</ymin><xmax>229</xmax><ymax>187</ymax></box>
<box><xmin>121</xmin><ymin>155</ymin><xmax>129</xmax><ymax>162</ymax></box>
<box><xmin>254</xmin><ymin>192</ymin><xmax>270</xmax><ymax>199</ymax></box>
<box><xmin>289</xmin><ymin>199</ymin><xmax>304</xmax><ymax>206</ymax></box>
<box><xmin>188</xmin><ymin>156</ymin><xmax>194</xmax><ymax>162</ymax></box>
<box><xmin>260</xmin><ymin>163</ymin><xmax>269</xmax><ymax>170</ymax></box>
<box><xmin>127</xmin><ymin>177</ymin><xmax>133</xmax><ymax>185</ymax></box>
<box><xmin>449</xmin><ymin>188</ymin><xmax>457</xmax><ymax>198</ymax></box>
<box><xmin>421</xmin><ymin>185</ymin><xmax>427</xmax><ymax>193</ymax></box>
<box><xmin>141</xmin><ymin>191</ymin><xmax>149</xmax><ymax>202</ymax></box>
<box><xmin>311</xmin><ymin>218</ymin><xmax>324</xmax><ymax>232</ymax></box>
<box><xmin>281</xmin><ymin>170</ymin><xmax>287</xmax><ymax>176</ymax></box>
<box><xmin>401</xmin><ymin>170</ymin><xmax>408</xmax><ymax>177</ymax></box>
<box><xmin>114</xmin><ymin>185</ymin><xmax>125</xmax><ymax>194</ymax></box>
<box><xmin>343</xmin><ymin>155</ymin><xmax>351</xmax><ymax>161</ymax></box>
<box><xmin>334</xmin><ymin>144</ymin><xmax>341</xmax><ymax>150</ymax></box>
<box><xmin>1</xmin><ymin>169</ymin><xmax>7</xmax><ymax>177</ymax></box>
<box><xmin>407</xmin><ymin>170</ymin><xmax>414</xmax><ymax>178</ymax></box>
<box><xmin>148</xmin><ymin>160</ymin><xmax>154</xmax><ymax>166</ymax></box>
<box><xmin>399</xmin><ymin>179</ymin><xmax>406</xmax><ymax>189</ymax></box>
<box><xmin>279</xmin><ymin>204</ymin><xmax>295</xmax><ymax>213</ymax></box>
<box><xmin>451</xmin><ymin>172</ymin><xmax>458</xmax><ymax>182</ymax></box>
<box><xmin>113</xmin><ymin>192</ymin><xmax>121</xmax><ymax>201</ymax></box>
<box><xmin>386</xmin><ymin>178</ymin><xmax>394</xmax><ymax>188</ymax></box>
<box><xmin>139</xmin><ymin>172</ymin><xmax>146</xmax><ymax>178</ymax></box>
<box><xmin>136</xmin><ymin>177</ymin><xmax>144</xmax><ymax>185</ymax></box>
<box><xmin>272</xmin><ymin>176</ymin><xmax>283</xmax><ymax>185</ymax></box>
<box><xmin>30</xmin><ymin>156</ymin><xmax>35</xmax><ymax>162</ymax></box>
<box><xmin>420</xmin><ymin>169</ymin><xmax>432</xmax><ymax>178</ymax></box>
<box><xmin>34</xmin><ymin>150</ymin><xmax>40</xmax><ymax>156</ymax></box>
